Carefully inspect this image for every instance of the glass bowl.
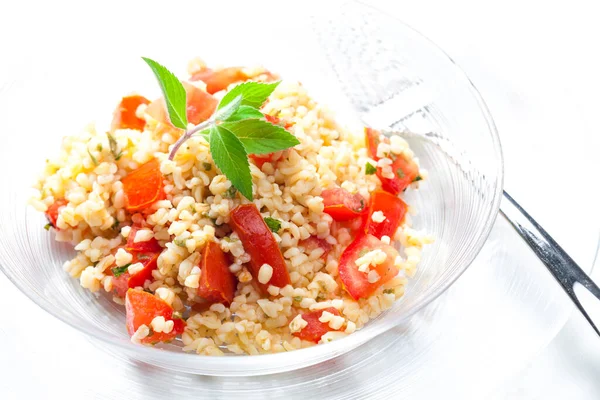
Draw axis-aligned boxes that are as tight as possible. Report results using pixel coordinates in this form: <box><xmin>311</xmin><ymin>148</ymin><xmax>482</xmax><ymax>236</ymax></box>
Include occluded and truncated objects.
<box><xmin>0</xmin><ymin>1</ymin><xmax>502</xmax><ymax>375</ymax></box>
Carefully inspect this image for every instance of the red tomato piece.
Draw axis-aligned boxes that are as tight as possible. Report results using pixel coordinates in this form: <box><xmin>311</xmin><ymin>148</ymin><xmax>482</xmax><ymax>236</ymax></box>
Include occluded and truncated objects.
<box><xmin>322</xmin><ymin>188</ymin><xmax>367</xmax><ymax>221</ymax></box>
<box><xmin>197</xmin><ymin>241</ymin><xmax>237</xmax><ymax>305</ymax></box>
<box><xmin>190</xmin><ymin>67</ymin><xmax>249</xmax><ymax>94</ymax></box>
<box><xmin>45</xmin><ymin>199</ymin><xmax>68</xmax><ymax>229</ymax></box>
<box><xmin>338</xmin><ymin>234</ymin><xmax>400</xmax><ymax>300</ymax></box>
<box><xmin>364</xmin><ymin>127</ymin><xmax>420</xmax><ymax>195</ymax></box>
<box><xmin>111</xmin><ymin>95</ymin><xmax>150</xmax><ymax>132</ymax></box>
<box><xmin>249</xmin><ymin>150</ymin><xmax>284</xmax><ymax>169</ymax></box>
<box><xmin>377</xmin><ymin>155</ymin><xmax>419</xmax><ymax>195</ymax></box>
<box><xmin>365</xmin><ymin>191</ymin><xmax>408</xmax><ymax>239</ymax></box>
<box><xmin>299</xmin><ymin>236</ymin><xmax>332</xmax><ymax>260</ymax></box>
<box><xmin>229</xmin><ymin>204</ymin><xmax>291</xmax><ymax>293</ymax></box>
<box><xmin>125</xmin><ymin>289</ymin><xmax>185</xmax><ymax>344</ymax></box>
<box><xmin>110</xmin><ymin>251</ymin><xmax>160</xmax><ymax>297</ymax></box>
<box><xmin>146</xmin><ymin>82</ymin><xmax>217</xmax><ymax>126</ymax></box>
<box><xmin>265</xmin><ymin>114</ymin><xmax>294</xmax><ymax>130</ymax></box>
<box><xmin>365</xmin><ymin>127</ymin><xmax>381</xmax><ymax>160</ymax></box>
<box><xmin>293</xmin><ymin>307</ymin><xmax>341</xmax><ymax>343</ymax></box>
<box><xmin>122</xmin><ymin>159</ymin><xmax>165</xmax><ymax>212</ymax></box>
<box><xmin>126</xmin><ymin>224</ymin><xmax>162</xmax><ymax>253</ymax></box>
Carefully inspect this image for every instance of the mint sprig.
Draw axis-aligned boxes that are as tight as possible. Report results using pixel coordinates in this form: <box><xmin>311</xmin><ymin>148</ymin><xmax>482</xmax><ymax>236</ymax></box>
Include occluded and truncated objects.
<box><xmin>142</xmin><ymin>57</ymin><xmax>299</xmax><ymax>200</ymax></box>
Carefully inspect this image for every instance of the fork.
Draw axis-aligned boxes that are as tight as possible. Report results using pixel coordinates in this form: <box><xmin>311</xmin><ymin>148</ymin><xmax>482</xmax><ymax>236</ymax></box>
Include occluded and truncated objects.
<box><xmin>312</xmin><ymin>1</ymin><xmax>600</xmax><ymax>337</ymax></box>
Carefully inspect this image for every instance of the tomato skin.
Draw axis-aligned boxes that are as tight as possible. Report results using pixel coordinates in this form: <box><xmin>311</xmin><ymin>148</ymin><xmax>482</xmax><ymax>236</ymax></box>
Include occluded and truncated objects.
<box><xmin>190</xmin><ymin>67</ymin><xmax>249</xmax><ymax>94</ymax></box>
<box><xmin>299</xmin><ymin>236</ymin><xmax>332</xmax><ymax>260</ymax></box>
<box><xmin>110</xmin><ymin>251</ymin><xmax>160</xmax><ymax>297</ymax></box>
<box><xmin>338</xmin><ymin>234</ymin><xmax>400</xmax><ymax>300</ymax></box>
<box><xmin>197</xmin><ymin>241</ymin><xmax>237</xmax><ymax>305</ymax></box>
<box><xmin>146</xmin><ymin>82</ymin><xmax>217</xmax><ymax>126</ymax></box>
<box><xmin>377</xmin><ymin>155</ymin><xmax>419</xmax><ymax>195</ymax></box>
<box><xmin>45</xmin><ymin>199</ymin><xmax>68</xmax><ymax>229</ymax></box>
<box><xmin>111</xmin><ymin>95</ymin><xmax>150</xmax><ymax>132</ymax></box>
<box><xmin>122</xmin><ymin>159</ymin><xmax>165</xmax><ymax>212</ymax></box>
<box><xmin>125</xmin><ymin>289</ymin><xmax>185</xmax><ymax>344</ymax></box>
<box><xmin>229</xmin><ymin>204</ymin><xmax>291</xmax><ymax>293</ymax></box>
<box><xmin>126</xmin><ymin>224</ymin><xmax>162</xmax><ymax>253</ymax></box>
<box><xmin>365</xmin><ymin>191</ymin><xmax>407</xmax><ymax>239</ymax></box>
<box><xmin>322</xmin><ymin>188</ymin><xmax>367</xmax><ymax>221</ymax></box>
<box><xmin>293</xmin><ymin>307</ymin><xmax>341</xmax><ymax>343</ymax></box>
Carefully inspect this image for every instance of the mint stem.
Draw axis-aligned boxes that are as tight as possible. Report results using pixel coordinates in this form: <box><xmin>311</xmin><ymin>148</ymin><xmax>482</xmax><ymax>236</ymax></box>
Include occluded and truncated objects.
<box><xmin>168</xmin><ymin>119</ymin><xmax>214</xmax><ymax>160</ymax></box>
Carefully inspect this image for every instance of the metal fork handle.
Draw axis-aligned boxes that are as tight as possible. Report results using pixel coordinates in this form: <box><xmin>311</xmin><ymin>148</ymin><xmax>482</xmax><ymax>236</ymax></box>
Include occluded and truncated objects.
<box><xmin>501</xmin><ymin>191</ymin><xmax>600</xmax><ymax>336</ymax></box>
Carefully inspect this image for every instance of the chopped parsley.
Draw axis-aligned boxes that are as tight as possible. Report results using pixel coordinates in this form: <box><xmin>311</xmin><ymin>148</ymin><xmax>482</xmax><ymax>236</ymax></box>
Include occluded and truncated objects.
<box><xmin>107</xmin><ymin>132</ymin><xmax>123</xmax><ymax>161</ymax></box>
<box><xmin>111</xmin><ymin>219</ymin><xmax>120</xmax><ymax>230</ymax></box>
<box><xmin>44</xmin><ymin>223</ymin><xmax>52</xmax><ymax>231</ymax></box>
<box><xmin>112</xmin><ymin>264</ymin><xmax>130</xmax><ymax>277</ymax></box>
<box><xmin>365</xmin><ymin>162</ymin><xmax>377</xmax><ymax>175</ymax></box>
<box><xmin>383</xmin><ymin>288</ymin><xmax>395</xmax><ymax>295</ymax></box>
<box><xmin>264</xmin><ymin>217</ymin><xmax>282</xmax><ymax>233</ymax></box>
<box><xmin>293</xmin><ymin>296</ymin><xmax>303</xmax><ymax>302</ymax></box>
<box><xmin>87</xmin><ymin>149</ymin><xmax>99</xmax><ymax>166</ymax></box>
<box><xmin>396</xmin><ymin>168</ymin><xmax>405</xmax><ymax>179</ymax></box>
<box><xmin>202</xmin><ymin>162</ymin><xmax>212</xmax><ymax>171</ymax></box>
<box><xmin>174</xmin><ymin>239</ymin><xmax>187</xmax><ymax>247</ymax></box>
<box><xmin>96</xmin><ymin>143</ymin><xmax>103</xmax><ymax>152</ymax></box>
<box><xmin>413</xmin><ymin>175</ymin><xmax>423</xmax><ymax>182</ymax></box>
<box><xmin>223</xmin><ymin>186</ymin><xmax>238</xmax><ymax>199</ymax></box>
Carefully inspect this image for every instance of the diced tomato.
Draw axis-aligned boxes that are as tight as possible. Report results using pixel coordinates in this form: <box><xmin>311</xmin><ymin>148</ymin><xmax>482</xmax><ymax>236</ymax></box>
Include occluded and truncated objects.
<box><xmin>110</xmin><ymin>251</ymin><xmax>160</xmax><ymax>297</ymax></box>
<box><xmin>190</xmin><ymin>67</ymin><xmax>249</xmax><ymax>94</ymax></box>
<box><xmin>197</xmin><ymin>241</ymin><xmax>237</xmax><ymax>305</ymax></box>
<box><xmin>322</xmin><ymin>188</ymin><xmax>366</xmax><ymax>221</ymax></box>
<box><xmin>364</xmin><ymin>128</ymin><xmax>420</xmax><ymax>195</ymax></box>
<box><xmin>365</xmin><ymin>191</ymin><xmax>408</xmax><ymax>239</ymax></box>
<box><xmin>265</xmin><ymin>114</ymin><xmax>294</xmax><ymax>130</ymax></box>
<box><xmin>229</xmin><ymin>204</ymin><xmax>291</xmax><ymax>293</ymax></box>
<box><xmin>377</xmin><ymin>155</ymin><xmax>419</xmax><ymax>195</ymax></box>
<box><xmin>45</xmin><ymin>199</ymin><xmax>68</xmax><ymax>229</ymax></box>
<box><xmin>293</xmin><ymin>307</ymin><xmax>341</xmax><ymax>343</ymax></box>
<box><xmin>125</xmin><ymin>289</ymin><xmax>185</xmax><ymax>344</ymax></box>
<box><xmin>126</xmin><ymin>223</ymin><xmax>162</xmax><ymax>253</ymax></box>
<box><xmin>111</xmin><ymin>95</ymin><xmax>150</xmax><ymax>132</ymax></box>
<box><xmin>146</xmin><ymin>81</ymin><xmax>217</xmax><ymax>126</ymax></box>
<box><xmin>122</xmin><ymin>159</ymin><xmax>165</xmax><ymax>212</ymax></box>
<box><xmin>365</xmin><ymin>127</ymin><xmax>381</xmax><ymax>160</ymax></box>
<box><xmin>299</xmin><ymin>236</ymin><xmax>332</xmax><ymax>260</ymax></box>
<box><xmin>338</xmin><ymin>234</ymin><xmax>400</xmax><ymax>300</ymax></box>
<box><xmin>249</xmin><ymin>150</ymin><xmax>284</xmax><ymax>169</ymax></box>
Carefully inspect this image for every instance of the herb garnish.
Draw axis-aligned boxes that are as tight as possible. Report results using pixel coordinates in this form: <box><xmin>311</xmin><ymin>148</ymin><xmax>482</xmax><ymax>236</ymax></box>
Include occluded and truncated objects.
<box><xmin>142</xmin><ymin>57</ymin><xmax>300</xmax><ymax>200</ymax></box>
<box><xmin>107</xmin><ymin>132</ymin><xmax>123</xmax><ymax>160</ymax></box>
<box><xmin>44</xmin><ymin>223</ymin><xmax>52</xmax><ymax>231</ymax></box>
<box><xmin>223</xmin><ymin>186</ymin><xmax>238</xmax><ymax>199</ymax></box>
<box><xmin>365</xmin><ymin>162</ymin><xmax>377</xmax><ymax>175</ymax></box>
<box><xmin>264</xmin><ymin>217</ymin><xmax>282</xmax><ymax>233</ymax></box>
<box><xmin>413</xmin><ymin>175</ymin><xmax>422</xmax><ymax>182</ymax></box>
<box><xmin>112</xmin><ymin>264</ymin><xmax>130</xmax><ymax>277</ymax></box>
<box><xmin>87</xmin><ymin>148</ymin><xmax>99</xmax><ymax>166</ymax></box>
<box><xmin>174</xmin><ymin>239</ymin><xmax>187</xmax><ymax>247</ymax></box>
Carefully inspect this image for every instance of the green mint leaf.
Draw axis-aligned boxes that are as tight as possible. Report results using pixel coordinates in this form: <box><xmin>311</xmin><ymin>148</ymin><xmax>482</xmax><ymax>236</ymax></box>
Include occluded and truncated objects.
<box><xmin>214</xmin><ymin>95</ymin><xmax>242</xmax><ymax>121</ymax></box>
<box><xmin>225</xmin><ymin>105</ymin><xmax>264</xmax><ymax>122</ymax></box>
<box><xmin>264</xmin><ymin>217</ymin><xmax>281</xmax><ymax>232</ymax></box>
<box><xmin>209</xmin><ymin>125</ymin><xmax>253</xmax><ymax>200</ymax></box>
<box><xmin>218</xmin><ymin>81</ymin><xmax>279</xmax><ymax>111</ymax></box>
<box><xmin>222</xmin><ymin>119</ymin><xmax>300</xmax><ymax>155</ymax></box>
<box><xmin>112</xmin><ymin>264</ymin><xmax>130</xmax><ymax>278</ymax></box>
<box><xmin>141</xmin><ymin>57</ymin><xmax>188</xmax><ymax>129</ymax></box>
<box><xmin>365</xmin><ymin>162</ymin><xmax>377</xmax><ymax>175</ymax></box>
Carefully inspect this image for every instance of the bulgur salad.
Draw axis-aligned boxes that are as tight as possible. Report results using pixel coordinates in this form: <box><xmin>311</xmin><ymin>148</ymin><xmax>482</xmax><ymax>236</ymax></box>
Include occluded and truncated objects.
<box><xmin>29</xmin><ymin>57</ymin><xmax>432</xmax><ymax>355</ymax></box>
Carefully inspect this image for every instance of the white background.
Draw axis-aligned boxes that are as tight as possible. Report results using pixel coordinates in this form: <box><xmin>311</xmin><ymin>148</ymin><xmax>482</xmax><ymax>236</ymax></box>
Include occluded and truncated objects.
<box><xmin>1</xmin><ymin>0</ymin><xmax>599</xmax><ymax>398</ymax></box>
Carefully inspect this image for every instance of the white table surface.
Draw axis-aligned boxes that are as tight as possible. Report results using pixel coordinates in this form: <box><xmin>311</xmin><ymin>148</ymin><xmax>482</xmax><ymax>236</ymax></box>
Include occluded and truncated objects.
<box><xmin>1</xmin><ymin>0</ymin><xmax>599</xmax><ymax>398</ymax></box>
